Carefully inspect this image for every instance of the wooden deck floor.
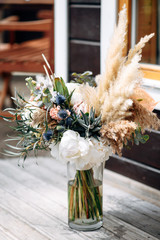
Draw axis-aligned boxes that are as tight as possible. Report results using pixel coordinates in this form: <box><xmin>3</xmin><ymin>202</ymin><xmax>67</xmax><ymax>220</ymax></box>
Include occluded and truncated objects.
<box><xmin>0</xmin><ymin>157</ymin><xmax>160</xmax><ymax>240</ymax></box>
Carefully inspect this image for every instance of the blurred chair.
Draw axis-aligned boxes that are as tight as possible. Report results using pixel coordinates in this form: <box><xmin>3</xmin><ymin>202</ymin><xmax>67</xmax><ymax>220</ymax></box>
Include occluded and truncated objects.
<box><xmin>0</xmin><ymin>7</ymin><xmax>54</xmax><ymax>113</ymax></box>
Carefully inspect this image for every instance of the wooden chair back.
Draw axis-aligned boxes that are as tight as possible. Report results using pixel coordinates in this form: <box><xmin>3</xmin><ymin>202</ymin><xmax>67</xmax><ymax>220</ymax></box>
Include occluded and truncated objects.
<box><xmin>0</xmin><ymin>2</ymin><xmax>54</xmax><ymax>114</ymax></box>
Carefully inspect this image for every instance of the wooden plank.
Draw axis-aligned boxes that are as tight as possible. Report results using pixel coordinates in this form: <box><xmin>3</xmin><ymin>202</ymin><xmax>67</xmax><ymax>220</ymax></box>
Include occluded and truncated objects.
<box><xmin>1</xmin><ymin>159</ymin><xmax>160</xmax><ymax>239</ymax></box>
<box><xmin>122</xmin><ymin>130</ymin><xmax>160</xmax><ymax>169</ymax></box>
<box><xmin>26</xmin><ymin>158</ymin><xmax>160</xmax><ymax>226</ymax></box>
<box><xmin>0</xmin><ymin>225</ymin><xmax>19</xmax><ymax>240</ymax></box>
<box><xmin>0</xmin><ymin>177</ymin><xmax>87</xmax><ymax>240</ymax></box>
<box><xmin>34</xmin><ymin>159</ymin><xmax>160</xmax><ymax>226</ymax></box>
<box><xmin>0</xmin><ymin>206</ymin><xmax>51</xmax><ymax>240</ymax></box>
<box><xmin>103</xmin><ymin>214</ymin><xmax>158</xmax><ymax>240</ymax></box>
<box><xmin>0</xmin><ymin>0</ymin><xmax>53</xmax><ymax>4</ymax></box>
<box><xmin>0</xmin><ymin>19</ymin><xmax>52</xmax><ymax>32</ymax></box>
<box><xmin>104</xmin><ymin>169</ymin><xmax>160</xmax><ymax>207</ymax></box>
<box><xmin>40</xmin><ymin>157</ymin><xmax>160</xmax><ymax>212</ymax></box>
<box><xmin>104</xmin><ymin>202</ymin><xmax>160</xmax><ymax>239</ymax></box>
<box><xmin>0</xmin><ymin>62</ymin><xmax>45</xmax><ymax>73</ymax></box>
<box><xmin>103</xmin><ymin>184</ymin><xmax>160</xmax><ymax>221</ymax></box>
<box><xmin>140</xmin><ymin>64</ymin><xmax>160</xmax><ymax>80</ymax></box>
<box><xmin>69</xmin><ymin>6</ymin><xmax>100</xmax><ymax>41</ymax></box>
<box><xmin>0</xmin><ymin>163</ymin><xmax>118</xmax><ymax>239</ymax></box>
<box><xmin>69</xmin><ymin>41</ymin><xmax>100</xmax><ymax>75</ymax></box>
<box><xmin>106</xmin><ymin>155</ymin><xmax>160</xmax><ymax>190</ymax></box>
<box><xmin>69</xmin><ymin>0</ymin><xmax>100</xmax><ymax>4</ymax></box>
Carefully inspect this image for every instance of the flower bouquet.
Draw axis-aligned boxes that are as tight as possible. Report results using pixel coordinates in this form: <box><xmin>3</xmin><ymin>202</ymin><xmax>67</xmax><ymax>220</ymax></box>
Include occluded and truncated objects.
<box><xmin>1</xmin><ymin>7</ymin><xmax>160</xmax><ymax>230</ymax></box>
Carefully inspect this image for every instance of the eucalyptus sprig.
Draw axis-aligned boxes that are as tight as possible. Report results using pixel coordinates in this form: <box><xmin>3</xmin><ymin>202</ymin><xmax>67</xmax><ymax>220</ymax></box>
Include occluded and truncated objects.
<box><xmin>71</xmin><ymin>71</ymin><xmax>96</xmax><ymax>87</ymax></box>
<box><xmin>132</xmin><ymin>126</ymin><xmax>149</xmax><ymax>145</ymax></box>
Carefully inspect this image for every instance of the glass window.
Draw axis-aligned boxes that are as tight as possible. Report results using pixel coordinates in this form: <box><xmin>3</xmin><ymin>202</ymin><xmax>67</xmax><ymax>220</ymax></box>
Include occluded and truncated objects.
<box><xmin>131</xmin><ymin>0</ymin><xmax>159</xmax><ymax>65</ymax></box>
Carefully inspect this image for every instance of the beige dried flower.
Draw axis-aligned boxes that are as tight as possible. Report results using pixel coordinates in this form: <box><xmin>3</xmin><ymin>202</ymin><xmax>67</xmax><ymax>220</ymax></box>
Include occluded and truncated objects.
<box><xmin>31</xmin><ymin>108</ymin><xmax>48</xmax><ymax>127</ymax></box>
<box><xmin>100</xmin><ymin>120</ymin><xmax>137</xmax><ymax>155</ymax></box>
<box><xmin>131</xmin><ymin>87</ymin><xmax>158</xmax><ymax>111</ymax></box>
<box><xmin>129</xmin><ymin>99</ymin><xmax>160</xmax><ymax>131</ymax></box>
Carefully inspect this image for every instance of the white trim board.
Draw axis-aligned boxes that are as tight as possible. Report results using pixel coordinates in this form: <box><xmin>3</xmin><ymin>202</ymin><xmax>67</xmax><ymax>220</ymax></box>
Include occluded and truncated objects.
<box><xmin>54</xmin><ymin>0</ymin><xmax>68</xmax><ymax>82</ymax></box>
<box><xmin>100</xmin><ymin>0</ymin><xmax>117</xmax><ymax>74</ymax></box>
<box><xmin>142</xmin><ymin>78</ymin><xmax>160</xmax><ymax>110</ymax></box>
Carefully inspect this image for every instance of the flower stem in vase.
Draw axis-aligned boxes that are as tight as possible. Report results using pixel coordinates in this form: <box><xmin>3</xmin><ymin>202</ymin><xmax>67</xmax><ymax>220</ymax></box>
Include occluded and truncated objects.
<box><xmin>68</xmin><ymin>166</ymin><xmax>103</xmax><ymax>230</ymax></box>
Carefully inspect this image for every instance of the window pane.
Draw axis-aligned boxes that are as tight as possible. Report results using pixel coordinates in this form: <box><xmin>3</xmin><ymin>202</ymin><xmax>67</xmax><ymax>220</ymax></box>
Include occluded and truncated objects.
<box><xmin>132</xmin><ymin>0</ymin><xmax>159</xmax><ymax>64</ymax></box>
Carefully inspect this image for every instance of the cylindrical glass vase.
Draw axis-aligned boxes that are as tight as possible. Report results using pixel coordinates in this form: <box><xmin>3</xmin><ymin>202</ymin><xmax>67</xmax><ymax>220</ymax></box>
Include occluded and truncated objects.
<box><xmin>67</xmin><ymin>162</ymin><xmax>103</xmax><ymax>231</ymax></box>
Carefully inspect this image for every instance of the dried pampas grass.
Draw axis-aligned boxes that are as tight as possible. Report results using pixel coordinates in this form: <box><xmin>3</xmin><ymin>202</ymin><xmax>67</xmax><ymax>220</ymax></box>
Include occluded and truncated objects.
<box><xmin>126</xmin><ymin>33</ymin><xmax>154</xmax><ymax>65</ymax></box>
<box><xmin>79</xmin><ymin>83</ymin><xmax>100</xmax><ymax>115</ymax></box>
<box><xmin>100</xmin><ymin>120</ymin><xmax>137</xmax><ymax>155</ymax></box>
<box><xmin>97</xmin><ymin>6</ymin><xmax>128</xmax><ymax>103</ymax></box>
<box><xmin>79</xmin><ymin>5</ymin><xmax>159</xmax><ymax>154</ymax></box>
<box><xmin>101</xmin><ymin>54</ymin><xmax>142</xmax><ymax>123</ymax></box>
<box><xmin>130</xmin><ymin>99</ymin><xmax>160</xmax><ymax>131</ymax></box>
<box><xmin>81</xmin><ymin>5</ymin><xmax>155</xmax><ymax>126</ymax></box>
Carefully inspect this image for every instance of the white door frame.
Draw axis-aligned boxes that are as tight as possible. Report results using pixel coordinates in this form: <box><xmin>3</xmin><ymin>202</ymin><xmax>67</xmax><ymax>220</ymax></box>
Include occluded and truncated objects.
<box><xmin>54</xmin><ymin>0</ymin><xmax>69</xmax><ymax>82</ymax></box>
<box><xmin>54</xmin><ymin>0</ymin><xmax>117</xmax><ymax>80</ymax></box>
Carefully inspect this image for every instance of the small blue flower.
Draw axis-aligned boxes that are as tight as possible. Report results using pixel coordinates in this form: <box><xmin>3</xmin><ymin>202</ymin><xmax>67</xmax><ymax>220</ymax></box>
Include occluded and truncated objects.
<box><xmin>58</xmin><ymin>110</ymin><xmax>68</xmax><ymax>119</ymax></box>
<box><xmin>56</xmin><ymin>94</ymin><xmax>66</xmax><ymax>105</ymax></box>
<box><xmin>43</xmin><ymin>130</ymin><xmax>53</xmax><ymax>141</ymax></box>
<box><xmin>65</xmin><ymin>117</ymin><xmax>73</xmax><ymax>127</ymax></box>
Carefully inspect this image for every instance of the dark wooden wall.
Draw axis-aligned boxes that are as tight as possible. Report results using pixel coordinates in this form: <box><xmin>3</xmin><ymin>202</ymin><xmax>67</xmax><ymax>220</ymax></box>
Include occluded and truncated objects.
<box><xmin>68</xmin><ymin>0</ymin><xmax>160</xmax><ymax>190</ymax></box>
<box><xmin>105</xmin><ymin>109</ymin><xmax>160</xmax><ymax>190</ymax></box>
<box><xmin>69</xmin><ymin>0</ymin><xmax>101</xmax><ymax>76</ymax></box>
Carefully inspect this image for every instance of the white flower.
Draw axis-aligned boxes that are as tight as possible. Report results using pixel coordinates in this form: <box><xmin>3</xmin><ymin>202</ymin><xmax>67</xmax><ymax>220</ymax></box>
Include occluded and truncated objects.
<box><xmin>36</xmin><ymin>74</ymin><xmax>55</xmax><ymax>96</ymax></box>
<box><xmin>49</xmin><ymin>130</ymin><xmax>112</xmax><ymax>170</ymax></box>
<box><xmin>50</xmin><ymin>142</ymin><xmax>61</xmax><ymax>161</ymax></box>
<box><xmin>21</xmin><ymin>101</ymin><xmax>38</xmax><ymax>125</ymax></box>
<box><xmin>66</xmin><ymin>83</ymin><xmax>83</xmax><ymax>105</ymax></box>
<box><xmin>59</xmin><ymin>130</ymin><xmax>90</xmax><ymax>162</ymax></box>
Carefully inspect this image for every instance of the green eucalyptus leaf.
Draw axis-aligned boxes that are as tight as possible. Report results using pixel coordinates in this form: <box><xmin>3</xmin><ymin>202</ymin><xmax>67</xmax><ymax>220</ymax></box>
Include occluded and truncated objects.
<box><xmin>5</xmin><ymin>144</ymin><xmax>25</xmax><ymax>150</ymax></box>
<box><xmin>4</xmin><ymin>149</ymin><xmax>21</xmax><ymax>156</ymax></box>
<box><xmin>143</xmin><ymin>135</ymin><xmax>149</xmax><ymax>141</ymax></box>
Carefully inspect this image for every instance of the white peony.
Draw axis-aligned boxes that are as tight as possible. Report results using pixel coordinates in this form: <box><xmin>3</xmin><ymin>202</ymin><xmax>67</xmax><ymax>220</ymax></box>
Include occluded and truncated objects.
<box><xmin>50</xmin><ymin>142</ymin><xmax>61</xmax><ymax>161</ymax></box>
<box><xmin>49</xmin><ymin>130</ymin><xmax>112</xmax><ymax>170</ymax></box>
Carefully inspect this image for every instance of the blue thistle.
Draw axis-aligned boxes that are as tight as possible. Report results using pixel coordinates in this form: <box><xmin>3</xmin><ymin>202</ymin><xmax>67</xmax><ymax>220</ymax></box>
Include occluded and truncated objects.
<box><xmin>58</xmin><ymin>110</ymin><xmax>68</xmax><ymax>119</ymax></box>
<box><xmin>56</xmin><ymin>94</ymin><xmax>66</xmax><ymax>105</ymax></box>
<box><xmin>43</xmin><ymin>130</ymin><xmax>53</xmax><ymax>141</ymax></box>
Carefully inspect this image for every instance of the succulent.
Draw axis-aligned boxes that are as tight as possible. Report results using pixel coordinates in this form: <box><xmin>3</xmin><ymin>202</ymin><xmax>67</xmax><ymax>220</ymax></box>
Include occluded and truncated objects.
<box><xmin>77</xmin><ymin>107</ymin><xmax>101</xmax><ymax>139</ymax></box>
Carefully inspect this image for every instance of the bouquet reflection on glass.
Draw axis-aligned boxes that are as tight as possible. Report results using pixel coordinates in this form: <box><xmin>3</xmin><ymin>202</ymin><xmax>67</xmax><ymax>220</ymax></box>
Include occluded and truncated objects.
<box><xmin>1</xmin><ymin>6</ymin><xmax>160</xmax><ymax>231</ymax></box>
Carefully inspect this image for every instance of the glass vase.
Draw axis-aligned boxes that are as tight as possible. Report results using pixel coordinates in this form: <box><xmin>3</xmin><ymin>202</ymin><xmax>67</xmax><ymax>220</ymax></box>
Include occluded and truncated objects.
<box><xmin>67</xmin><ymin>162</ymin><xmax>103</xmax><ymax>231</ymax></box>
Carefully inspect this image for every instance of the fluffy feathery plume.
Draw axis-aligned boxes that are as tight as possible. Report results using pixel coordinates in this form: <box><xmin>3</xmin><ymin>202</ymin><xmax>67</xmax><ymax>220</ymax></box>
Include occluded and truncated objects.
<box><xmin>101</xmin><ymin>54</ymin><xmax>142</xmax><ymax>123</ymax></box>
<box><xmin>129</xmin><ymin>99</ymin><xmax>160</xmax><ymax>131</ymax></box>
<box><xmin>100</xmin><ymin>120</ymin><xmax>137</xmax><ymax>155</ymax></box>
<box><xmin>126</xmin><ymin>33</ymin><xmax>154</xmax><ymax>65</ymax></box>
<box><xmin>95</xmin><ymin>8</ymin><xmax>154</xmax><ymax>124</ymax></box>
<box><xmin>79</xmin><ymin>83</ymin><xmax>100</xmax><ymax>115</ymax></box>
<box><xmin>97</xmin><ymin>6</ymin><xmax>128</xmax><ymax>103</ymax></box>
